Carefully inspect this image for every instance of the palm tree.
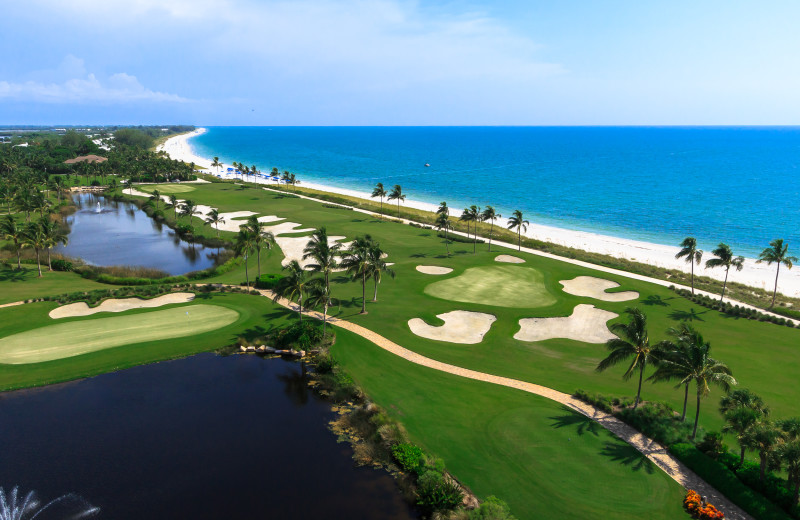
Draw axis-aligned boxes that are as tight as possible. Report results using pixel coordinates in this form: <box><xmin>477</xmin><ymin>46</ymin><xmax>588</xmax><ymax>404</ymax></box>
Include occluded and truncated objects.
<box><xmin>302</xmin><ymin>227</ymin><xmax>341</xmax><ymax>294</ymax></box>
<box><xmin>167</xmin><ymin>194</ymin><xmax>179</xmax><ymax>213</ymax></box>
<box><xmin>371</xmin><ymin>183</ymin><xmax>387</xmax><ymax>215</ymax></box>
<box><xmin>245</xmin><ymin>215</ymin><xmax>275</xmax><ymax>279</ymax></box>
<box><xmin>678</xmin><ymin>328</ymin><xmax>736</xmax><ymax>438</ymax></box>
<box><xmin>340</xmin><ymin>235</ymin><xmax>373</xmax><ymax>314</ymax></box>
<box><xmin>648</xmin><ymin>323</ymin><xmax>696</xmax><ymax>421</ymax></box>
<box><xmin>234</xmin><ymin>227</ymin><xmax>256</xmax><ymax>288</ymax></box>
<box><xmin>387</xmin><ymin>185</ymin><xmax>405</xmax><ymax>219</ymax></box>
<box><xmin>720</xmin><ymin>388</ymin><xmax>770</xmax><ymax>417</ymax></box>
<box><xmin>459</xmin><ymin>205</ymin><xmax>481</xmax><ymax>252</ymax></box>
<box><xmin>597</xmin><ymin>308</ymin><xmax>664</xmax><ymax>409</ymax></box>
<box><xmin>123</xmin><ymin>178</ymin><xmax>133</xmax><ymax>195</ymax></box>
<box><xmin>180</xmin><ymin>199</ymin><xmax>201</xmax><ymax>237</ymax></box>
<box><xmin>705</xmin><ymin>243</ymin><xmax>745</xmax><ymax>303</ymax></box>
<box><xmin>435</xmin><ymin>212</ymin><xmax>452</xmax><ymax>257</ymax></box>
<box><xmin>723</xmin><ymin>407</ymin><xmax>763</xmax><ymax>466</ymax></box>
<box><xmin>305</xmin><ymin>280</ymin><xmax>338</xmax><ymax>337</ymax></box>
<box><xmin>743</xmin><ymin>422</ymin><xmax>783</xmax><ymax>484</ymax></box>
<box><xmin>507</xmin><ymin>210</ymin><xmax>529</xmax><ymax>251</ymax></box>
<box><xmin>757</xmin><ymin>239</ymin><xmax>797</xmax><ymax>308</ymax></box>
<box><xmin>204</xmin><ymin>209</ymin><xmax>225</xmax><ymax>237</ymax></box>
<box><xmin>211</xmin><ymin>156</ymin><xmax>221</xmax><ymax>176</ymax></box>
<box><xmin>21</xmin><ymin>220</ymin><xmax>47</xmax><ymax>277</ymax></box>
<box><xmin>675</xmin><ymin>237</ymin><xmax>703</xmax><ymax>295</ymax></box>
<box><xmin>459</xmin><ymin>207</ymin><xmax>474</xmax><ymax>242</ymax></box>
<box><xmin>0</xmin><ymin>215</ymin><xmax>24</xmax><ymax>269</ymax></box>
<box><xmin>779</xmin><ymin>439</ymin><xmax>800</xmax><ymax>506</ymax></box>
<box><xmin>368</xmin><ymin>241</ymin><xmax>395</xmax><ymax>302</ymax></box>
<box><xmin>273</xmin><ymin>260</ymin><xmax>310</xmax><ymax>321</ymax></box>
<box><xmin>149</xmin><ymin>189</ymin><xmax>161</xmax><ymax>211</ymax></box>
<box><xmin>481</xmin><ymin>206</ymin><xmax>500</xmax><ymax>252</ymax></box>
<box><xmin>40</xmin><ymin>217</ymin><xmax>68</xmax><ymax>271</ymax></box>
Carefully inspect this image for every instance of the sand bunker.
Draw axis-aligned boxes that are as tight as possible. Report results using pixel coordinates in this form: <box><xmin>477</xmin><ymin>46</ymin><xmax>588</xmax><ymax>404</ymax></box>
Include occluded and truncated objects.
<box><xmin>514</xmin><ymin>304</ymin><xmax>618</xmax><ymax>344</ymax></box>
<box><xmin>408</xmin><ymin>311</ymin><xmax>496</xmax><ymax>344</ymax></box>
<box><xmin>416</xmin><ymin>265</ymin><xmax>453</xmax><ymax>275</ymax></box>
<box><xmin>560</xmin><ymin>276</ymin><xmax>639</xmax><ymax>302</ymax></box>
<box><xmin>49</xmin><ymin>293</ymin><xmax>195</xmax><ymax>319</ymax></box>
<box><xmin>495</xmin><ymin>255</ymin><xmax>525</xmax><ymax>264</ymax></box>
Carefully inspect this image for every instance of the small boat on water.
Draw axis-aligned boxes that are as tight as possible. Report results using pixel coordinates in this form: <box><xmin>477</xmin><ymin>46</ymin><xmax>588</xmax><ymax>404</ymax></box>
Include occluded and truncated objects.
<box><xmin>424</xmin><ymin>163</ymin><xmax>430</xmax><ymax>167</ymax></box>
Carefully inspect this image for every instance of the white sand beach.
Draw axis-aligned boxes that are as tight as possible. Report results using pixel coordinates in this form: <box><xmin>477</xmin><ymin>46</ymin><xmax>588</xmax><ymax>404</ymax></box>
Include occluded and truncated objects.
<box><xmin>159</xmin><ymin>129</ymin><xmax>800</xmax><ymax>298</ymax></box>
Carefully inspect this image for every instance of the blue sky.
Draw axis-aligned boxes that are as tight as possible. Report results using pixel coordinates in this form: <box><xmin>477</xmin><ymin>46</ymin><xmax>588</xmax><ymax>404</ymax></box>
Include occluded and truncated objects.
<box><xmin>1</xmin><ymin>0</ymin><xmax>798</xmax><ymax>125</ymax></box>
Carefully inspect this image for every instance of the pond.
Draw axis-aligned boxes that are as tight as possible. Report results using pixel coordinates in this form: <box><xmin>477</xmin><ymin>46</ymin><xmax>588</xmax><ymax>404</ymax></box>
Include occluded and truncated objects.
<box><xmin>55</xmin><ymin>193</ymin><xmax>223</xmax><ymax>276</ymax></box>
<box><xmin>0</xmin><ymin>353</ymin><xmax>417</xmax><ymax>519</ymax></box>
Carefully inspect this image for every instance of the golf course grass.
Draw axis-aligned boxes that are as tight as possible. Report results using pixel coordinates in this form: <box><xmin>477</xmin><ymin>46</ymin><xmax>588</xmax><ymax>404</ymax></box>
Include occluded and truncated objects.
<box><xmin>423</xmin><ymin>265</ymin><xmax>557</xmax><ymax>308</ymax></box>
<box><xmin>0</xmin><ymin>305</ymin><xmax>239</xmax><ymax>364</ymax></box>
<box><xmin>140</xmin><ymin>184</ymin><xmax>196</xmax><ymax>194</ymax></box>
<box><xmin>4</xmin><ymin>178</ymin><xmax>800</xmax><ymax>519</ymax></box>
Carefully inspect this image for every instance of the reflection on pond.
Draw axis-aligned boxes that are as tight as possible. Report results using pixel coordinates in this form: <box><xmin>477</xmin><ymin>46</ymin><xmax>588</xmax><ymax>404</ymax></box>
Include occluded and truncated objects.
<box><xmin>0</xmin><ymin>354</ymin><xmax>417</xmax><ymax>519</ymax></box>
<box><xmin>56</xmin><ymin>193</ymin><xmax>225</xmax><ymax>276</ymax></box>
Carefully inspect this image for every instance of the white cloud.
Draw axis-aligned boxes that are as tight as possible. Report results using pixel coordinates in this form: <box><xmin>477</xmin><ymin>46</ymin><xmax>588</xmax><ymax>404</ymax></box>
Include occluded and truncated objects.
<box><xmin>0</xmin><ymin>58</ymin><xmax>189</xmax><ymax>104</ymax></box>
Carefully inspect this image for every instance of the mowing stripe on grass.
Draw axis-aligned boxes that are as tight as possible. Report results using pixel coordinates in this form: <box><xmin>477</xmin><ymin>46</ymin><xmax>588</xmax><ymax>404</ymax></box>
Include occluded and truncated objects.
<box><xmin>137</xmin><ymin>184</ymin><xmax>196</xmax><ymax>194</ymax></box>
<box><xmin>0</xmin><ymin>304</ymin><xmax>239</xmax><ymax>364</ymax></box>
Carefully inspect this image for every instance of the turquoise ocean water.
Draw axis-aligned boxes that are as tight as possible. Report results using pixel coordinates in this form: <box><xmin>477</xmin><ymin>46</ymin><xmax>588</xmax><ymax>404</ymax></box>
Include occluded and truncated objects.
<box><xmin>191</xmin><ymin>127</ymin><xmax>800</xmax><ymax>258</ymax></box>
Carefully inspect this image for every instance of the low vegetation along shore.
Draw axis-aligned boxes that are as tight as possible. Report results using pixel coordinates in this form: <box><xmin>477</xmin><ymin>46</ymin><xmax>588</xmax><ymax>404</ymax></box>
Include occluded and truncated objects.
<box><xmin>3</xmin><ymin>130</ymin><xmax>800</xmax><ymax>519</ymax></box>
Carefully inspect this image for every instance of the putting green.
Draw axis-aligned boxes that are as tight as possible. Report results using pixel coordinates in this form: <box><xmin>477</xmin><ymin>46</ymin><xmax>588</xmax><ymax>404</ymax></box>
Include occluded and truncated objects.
<box><xmin>0</xmin><ymin>304</ymin><xmax>239</xmax><ymax>364</ymax></box>
<box><xmin>424</xmin><ymin>265</ymin><xmax>557</xmax><ymax>308</ymax></box>
<box><xmin>139</xmin><ymin>184</ymin><xmax>196</xmax><ymax>194</ymax></box>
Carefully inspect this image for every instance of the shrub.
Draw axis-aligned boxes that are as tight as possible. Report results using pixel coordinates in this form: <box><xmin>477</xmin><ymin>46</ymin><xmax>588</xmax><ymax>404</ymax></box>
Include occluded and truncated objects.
<box><xmin>572</xmin><ymin>389</ymin><xmax>614</xmax><ymax>414</ymax></box>
<box><xmin>255</xmin><ymin>273</ymin><xmax>284</xmax><ymax>290</ymax></box>
<box><xmin>416</xmin><ymin>469</ymin><xmax>464</xmax><ymax>514</ymax></box>
<box><xmin>274</xmin><ymin>321</ymin><xmax>324</xmax><ymax>350</ymax></box>
<box><xmin>314</xmin><ymin>353</ymin><xmax>337</xmax><ymax>374</ymax></box>
<box><xmin>468</xmin><ymin>496</ymin><xmax>517</xmax><ymax>520</ymax></box>
<box><xmin>617</xmin><ymin>402</ymin><xmax>698</xmax><ymax>446</ymax></box>
<box><xmin>669</xmin><ymin>443</ymin><xmax>793</xmax><ymax>520</ymax></box>
<box><xmin>392</xmin><ymin>443</ymin><xmax>426</xmax><ymax>475</ymax></box>
<box><xmin>51</xmin><ymin>259</ymin><xmax>73</xmax><ymax>272</ymax></box>
<box><xmin>696</xmin><ymin>431</ymin><xmax>727</xmax><ymax>459</ymax></box>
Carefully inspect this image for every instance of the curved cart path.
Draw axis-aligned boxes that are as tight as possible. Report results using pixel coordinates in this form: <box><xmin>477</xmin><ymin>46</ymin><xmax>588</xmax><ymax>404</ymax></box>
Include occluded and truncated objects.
<box><xmin>248</xmin><ymin>286</ymin><xmax>751</xmax><ymax>520</ymax></box>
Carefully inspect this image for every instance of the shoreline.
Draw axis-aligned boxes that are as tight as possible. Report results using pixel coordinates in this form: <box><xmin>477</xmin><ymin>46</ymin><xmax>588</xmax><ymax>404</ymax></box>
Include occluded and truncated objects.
<box><xmin>159</xmin><ymin>129</ymin><xmax>800</xmax><ymax>298</ymax></box>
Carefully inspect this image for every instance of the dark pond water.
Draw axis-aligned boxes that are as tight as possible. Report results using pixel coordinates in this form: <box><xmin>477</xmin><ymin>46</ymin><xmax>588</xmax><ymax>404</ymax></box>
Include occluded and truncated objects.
<box><xmin>55</xmin><ymin>193</ymin><xmax>223</xmax><ymax>275</ymax></box>
<box><xmin>0</xmin><ymin>354</ymin><xmax>417</xmax><ymax>519</ymax></box>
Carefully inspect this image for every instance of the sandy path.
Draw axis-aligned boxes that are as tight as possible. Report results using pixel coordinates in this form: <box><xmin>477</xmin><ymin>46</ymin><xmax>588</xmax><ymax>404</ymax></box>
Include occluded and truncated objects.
<box><xmin>560</xmin><ymin>276</ymin><xmax>639</xmax><ymax>302</ymax></box>
<box><xmin>49</xmin><ymin>293</ymin><xmax>195</xmax><ymax>319</ymax></box>
<box><xmin>408</xmin><ymin>311</ymin><xmax>496</xmax><ymax>344</ymax></box>
<box><xmin>514</xmin><ymin>304</ymin><xmax>618</xmax><ymax>343</ymax></box>
<box><xmin>416</xmin><ymin>265</ymin><xmax>453</xmax><ymax>275</ymax></box>
<box><xmin>221</xmin><ymin>285</ymin><xmax>749</xmax><ymax>520</ymax></box>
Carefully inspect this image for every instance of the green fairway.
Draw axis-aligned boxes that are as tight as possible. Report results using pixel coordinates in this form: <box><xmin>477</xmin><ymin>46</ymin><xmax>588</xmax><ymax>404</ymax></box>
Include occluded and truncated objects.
<box><xmin>0</xmin><ymin>304</ymin><xmax>239</xmax><ymax>364</ymax></box>
<box><xmin>138</xmin><ymin>184</ymin><xmax>196</xmax><ymax>194</ymax></box>
<box><xmin>423</xmin><ymin>265</ymin><xmax>557</xmax><ymax>308</ymax></box>
<box><xmin>332</xmin><ymin>328</ymin><xmax>687</xmax><ymax>520</ymax></box>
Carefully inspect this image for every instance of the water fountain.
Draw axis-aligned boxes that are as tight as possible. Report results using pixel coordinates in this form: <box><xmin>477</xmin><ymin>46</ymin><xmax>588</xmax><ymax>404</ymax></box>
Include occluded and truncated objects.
<box><xmin>0</xmin><ymin>486</ymin><xmax>99</xmax><ymax>520</ymax></box>
<box><xmin>95</xmin><ymin>202</ymin><xmax>102</xmax><ymax>214</ymax></box>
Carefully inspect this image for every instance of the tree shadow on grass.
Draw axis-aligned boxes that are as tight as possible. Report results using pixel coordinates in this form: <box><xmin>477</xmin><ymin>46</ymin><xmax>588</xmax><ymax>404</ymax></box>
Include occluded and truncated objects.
<box><xmin>410</xmin><ymin>253</ymin><xmax>428</xmax><ymax>258</ymax></box>
<box><xmin>668</xmin><ymin>308</ymin><xmax>706</xmax><ymax>322</ymax></box>
<box><xmin>641</xmin><ymin>295</ymin><xmax>671</xmax><ymax>307</ymax></box>
<box><xmin>549</xmin><ymin>411</ymin><xmax>601</xmax><ymax>436</ymax></box>
<box><xmin>0</xmin><ymin>269</ymin><xmax>32</xmax><ymax>283</ymax></box>
<box><xmin>599</xmin><ymin>442</ymin><xmax>655</xmax><ymax>474</ymax></box>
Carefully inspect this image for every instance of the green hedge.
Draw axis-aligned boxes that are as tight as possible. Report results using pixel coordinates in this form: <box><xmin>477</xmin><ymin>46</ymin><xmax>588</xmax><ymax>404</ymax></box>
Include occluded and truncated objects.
<box><xmin>669</xmin><ymin>443</ymin><xmax>793</xmax><ymax>520</ymax></box>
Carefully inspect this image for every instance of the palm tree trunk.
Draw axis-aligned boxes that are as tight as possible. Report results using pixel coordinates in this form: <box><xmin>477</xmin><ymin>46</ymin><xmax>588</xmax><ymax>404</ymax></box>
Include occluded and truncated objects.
<box><xmin>760</xmin><ymin>452</ymin><xmax>767</xmax><ymax>483</ymax></box>
<box><xmin>216</xmin><ymin>222</ymin><xmax>219</xmax><ymax>238</ymax></box>
<box><xmin>488</xmin><ymin>222</ymin><xmax>493</xmax><ymax>252</ymax></box>
<box><xmin>721</xmin><ymin>267</ymin><xmax>730</xmax><ymax>303</ymax></box>
<box><xmin>380</xmin><ymin>197</ymin><xmax>383</xmax><ymax>215</ymax></box>
<box><xmin>634</xmin><ymin>365</ymin><xmax>644</xmax><ymax>409</ymax></box>
<box><xmin>47</xmin><ymin>249</ymin><xmax>52</xmax><ymax>271</ymax></box>
<box><xmin>322</xmin><ymin>304</ymin><xmax>328</xmax><ymax>337</ymax></box>
<box><xmin>35</xmin><ymin>248</ymin><xmax>42</xmax><ymax>277</ymax></box>
<box><xmin>518</xmin><ymin>229</ymin><xmax>521</xmax><ymax>251</ymax></box>
<box><xmin>692</xmin><ymin>391</ymin><xmax>701</xmax><ymax>439</ymax></box>
<box><xmin>690</xmin><ymin>261</ymin><xmax>695</xmax><ymax>295</ymax></box>
<box><xmin>244</xmin><ymin>254</ymin><xmax>249</xmax><ymax>288</ymax></box>
<box><xmin>361</xmin><ymin>273</ymin><xmax>367</xmax><ymax>313</ymax></box>
<box><xmin>681</xmin><ymin>383</ymin><xmax>689</xmax><ymax>421</ymax></box>
<box><xmin>298</xmin><ymin>295</ymin><xmax>303</xmax><ymax>322</ymax></box>
<box><xmin>397</xmin><ymin>200</ymin><xmax>400</xmax><ymax>219</ymax></box>
<box><xmin>256</xmin><ymin>248</ymin><xmax>262</xmax><ymax>278</ymax></box>
<box><xmin>16</xmin><ymin>248</ymin><xmax>21</xmax><ymax>270</ymax></box>
<box><xmin>792</xmin><ymin>480</ymin><xmax>799</xmax><ymax>507</ymax></box>
<box><xmin>373</xmin><ymin>276</ymin><xmax>379</xmax><ymax>302</ymax></box>
<box><xmin>740</xmin><ymin>445</ymin><xmax>746</xmax><ymax>466</ymax></box>
<box><xmin>771</xmin><ymin>263</ymin><xmax>780</xmax><ymax>308</ymax></box>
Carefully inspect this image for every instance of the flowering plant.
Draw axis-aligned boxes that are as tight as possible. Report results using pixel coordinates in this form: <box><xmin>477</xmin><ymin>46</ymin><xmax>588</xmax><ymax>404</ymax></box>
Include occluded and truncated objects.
<box><xmin>684</xmin><ymin>490</ymin><xmax>725</xmax><ymax>519</ymax></box>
